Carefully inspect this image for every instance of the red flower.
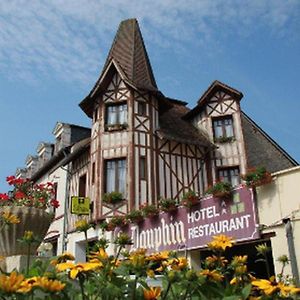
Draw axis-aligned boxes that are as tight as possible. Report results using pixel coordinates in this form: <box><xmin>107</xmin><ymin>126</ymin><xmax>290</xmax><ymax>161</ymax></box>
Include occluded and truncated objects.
<box><xmin>0</xmin><ymin>193</ymin><xmax>9</xmax><ymax>200</ymax></box>
<box><xmin>6</xmin><ymin>176</ymin><xmax>16</xmax><ymax>185</ymax></box>
<box><xmin>15</xmin><ymin>191</ymin><xmax>26</xmax><ymax>199</ymax></box>
<box><xmin>50</xmin><ymin>199</ymin><xmax>60</xmax><ymax>208</ymax></box>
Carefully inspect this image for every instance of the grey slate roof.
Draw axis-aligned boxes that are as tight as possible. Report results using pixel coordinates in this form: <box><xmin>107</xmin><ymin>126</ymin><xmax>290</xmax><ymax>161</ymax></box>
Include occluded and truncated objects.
<box><xmin>241</xmin><ymin>112</ymin><xmax>298</xmax><ymax>172</ymax></box>
<box><xmin>157</xmin><ymin>101</ymin><xmax>214</xmax><ymax>148</ymax></box>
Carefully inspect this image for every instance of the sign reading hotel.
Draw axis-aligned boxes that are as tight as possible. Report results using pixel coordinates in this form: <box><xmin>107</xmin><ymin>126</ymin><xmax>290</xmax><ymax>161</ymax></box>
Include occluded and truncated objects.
<box><xmin>124</xmin><ymin>187</ymin><xmax>259</xmax><ymax>252</ymax></box>
<box><xmin>71</xmin><ymin>196</ymin><xmax>91</xmax><ymax>215</ymax></box>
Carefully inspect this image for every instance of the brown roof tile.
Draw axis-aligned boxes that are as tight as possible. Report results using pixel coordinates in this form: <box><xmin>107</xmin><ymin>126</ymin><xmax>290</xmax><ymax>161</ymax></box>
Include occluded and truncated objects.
<box><xmin>157</xmin><ymin>101</ymin><xmax>214</xmax><ymax>148</ymax></box>
<box><xmin>80</xmin><ymin>19</ymin><xmax>158</xmax><ymax>117</ymax></box>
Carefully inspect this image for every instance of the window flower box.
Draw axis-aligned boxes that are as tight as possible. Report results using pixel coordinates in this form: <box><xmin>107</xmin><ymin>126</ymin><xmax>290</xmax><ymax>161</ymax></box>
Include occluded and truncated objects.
<box><xmin>140</xmin><ymin>204</ymin><xmax>159</xmax><ymax>219</ymax></box>
<box><xmin>159</xmin><ymin>198</ymin><xmax>178</xmax><ymax>213</ymax></box>
<box><xmin>181</xmin><ymin>190</ymin><xmax>199</xmax><ymax>208</ymax></box>
<box><xmin>102</xmin><ymin>192</ymin><xmax>124</xmax><ymax>205</ymax></box>
<box><xmin>126</xmin><ymin>210</ymin><xmax>144</xmax><ymax>224</ymax></box>
<box><xmin>214</xmin><ymin>136</ymin><xmax>235</xmax><ymax>143</ymax></box>
<box><xmin>105</xmin><ymin>123</ymin><xmax>128</xmax><ymax>132</ymax></box>
<box><xmin>205</xmin><ymin>181</ymin><xmax>232</xmax><ymax>199</ymax></box>
<box><xmin>241</xmin><ymin>167</ymin><xmax>272</xmax><ymax>188</ymax></box>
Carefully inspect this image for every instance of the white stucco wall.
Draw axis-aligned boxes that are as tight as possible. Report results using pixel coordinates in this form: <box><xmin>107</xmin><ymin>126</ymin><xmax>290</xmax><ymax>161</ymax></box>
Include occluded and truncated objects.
<box><xmin>256</xmin><ymin>166</ymin><xmax>300</xmax><ymax>279</ymax></box>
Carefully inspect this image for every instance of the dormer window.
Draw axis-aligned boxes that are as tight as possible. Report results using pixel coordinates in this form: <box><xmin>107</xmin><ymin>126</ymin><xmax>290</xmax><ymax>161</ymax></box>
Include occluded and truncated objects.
<box><xmin>105</xmin><ymin>103</ymin><xmax>128</xmax><ymax>131</ymax></box>
<box><xmin>213</xmin><ymin>116</ymin><xmax>234</xmax><ymax>142</ymax></box>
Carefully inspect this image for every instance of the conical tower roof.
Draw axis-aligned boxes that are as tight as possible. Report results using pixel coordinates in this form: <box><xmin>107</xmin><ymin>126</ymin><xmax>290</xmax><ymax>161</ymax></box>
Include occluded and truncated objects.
<box><xmin>80</xmin><ymin>19</ymin><xmax>158</xmax><ymax>117</ymax></box>
<box><xmin>103</xmin><ymin>18</ymin><xmax>157</xmax><ymax>90</ymax></box>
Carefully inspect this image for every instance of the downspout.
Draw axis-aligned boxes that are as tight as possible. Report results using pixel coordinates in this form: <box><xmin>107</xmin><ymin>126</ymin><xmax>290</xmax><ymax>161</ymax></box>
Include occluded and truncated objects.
<box><xmin>61</xmin><ymin>150</ymin><xmax>71</xmax><ymax>253</ymax></box>
<box><xmin>282</xmin><ymin>218</ymin><xmax>299</xmax><ymax>286</ymax></box>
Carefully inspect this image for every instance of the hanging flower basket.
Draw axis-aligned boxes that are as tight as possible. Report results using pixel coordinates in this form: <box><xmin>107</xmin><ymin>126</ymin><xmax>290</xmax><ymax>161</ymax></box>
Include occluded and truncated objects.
<box><xmin>0</xmin><ymin>206</ymin><xmax>53</xmax><ymax>256</ymax></box>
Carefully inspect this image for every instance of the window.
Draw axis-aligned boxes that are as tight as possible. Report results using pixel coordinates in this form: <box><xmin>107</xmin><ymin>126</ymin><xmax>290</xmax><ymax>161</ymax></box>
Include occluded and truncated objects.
<box><xmin>105</xmin><ymin>159</ymin><xmax>126</xmax><ymax>196</ymax></box>
<box><xmin>79</xmin><ymin>174</ymin><xmax>87</xmax><ymax>197</ymax></box>
<box><xmin>138</xmin><ymin>101</ymin><xmax>147</xmax><ymax>116</ymax></box>
<box><xmin>217</xmin><ymin>167</ymin><xmax>240</xmax><ymax>186</ymax></box>
<box><xmin>92</xmin><ymin>162</ymin><xmax>95</xmax><ymax>185</ymax></box>
<box><xmin>140</xmin><ymin>157</ymin><xmax>146</xmax><ymax>180</ymax></box>
<box><xmin>106</xmin><ymin>103</ymin><xmax>127</xmax><ymax>126</ymax></box>
<box><xmin>213</xmin><ymin>116</ymin><xmax>234</xmax><ymax>139</ymax></box>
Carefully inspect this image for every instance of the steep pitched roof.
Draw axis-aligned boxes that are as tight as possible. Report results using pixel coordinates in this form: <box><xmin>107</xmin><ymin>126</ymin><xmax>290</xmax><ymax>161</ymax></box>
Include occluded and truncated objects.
<box><xmin>183</xmin><ymin>80</ymin><xmax>243</xmax><ymax>120</ymax></box>
<box><xmin>241</xmin><ymin>112</ymin><xmax>298</xmax><ymax>172</ymax></box>
<box><xmin>157</xmin><ymin>100</ymin><xmax>214</xmax><ymax>148</ymax></box>
<box><xmin>80</xmin><ymin>18</ymin><xmax>158</xmax><ymax>117</ymax></box>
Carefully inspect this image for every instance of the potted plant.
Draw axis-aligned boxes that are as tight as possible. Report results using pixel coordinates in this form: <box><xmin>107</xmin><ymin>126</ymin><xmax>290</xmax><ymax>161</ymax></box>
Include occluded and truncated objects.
<box><xmin>126</xmin><ymin>210</ymin><xmax>144</xmax><ymax>224</ymax></box>
<box><xmin>181</xmin><ymin>190</ymin><xmax>199</xmax><ymax>208</ymax></box>
<box><xmin>214</xmin><ymin>136</ymin><xmax>235</xmax><ymax>143</ymax></box>
<box><xmin>205</xmin><ymin>181</ymin><xmax>232</xmax><ymax>199</ymax></box>
<box><xmin>105</xmin><ymin>123</ymin><xmax>128</xmax><ymax>132</ymax></box>
<box><xmin>102</xmin><ymin>191</ymin><xmax>123</xmax><ymax>205</ymax></box>
<box><xmin>106</xmin><ymin>215</ymin><xmax>127</xmax><ymax>231</ymax></box>
<box><xmin>0</xmin><ymin>176</ymin><xmax>58</xmax><ymax>256</ymax></box>
<box><xmin>241</xmin><ymin>166</ymin><xmax>272</xmax><ymax>188</ymax></box>
<box><xmin>140</xmin><ymin>204</ymin><xmax>159</xmax><ymax>218</ymax></box>
<box><xmin>159</xmin><ymin>198</ymin><xmax>177</xmax><ymax>213</ymax></box>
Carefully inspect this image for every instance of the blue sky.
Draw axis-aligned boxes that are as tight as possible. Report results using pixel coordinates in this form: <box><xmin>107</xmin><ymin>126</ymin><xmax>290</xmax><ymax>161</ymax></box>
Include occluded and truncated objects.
<box><xmin>0</xmin><ymin>1</ymin><xmax>299</xmax><ymax>191</ymax></box>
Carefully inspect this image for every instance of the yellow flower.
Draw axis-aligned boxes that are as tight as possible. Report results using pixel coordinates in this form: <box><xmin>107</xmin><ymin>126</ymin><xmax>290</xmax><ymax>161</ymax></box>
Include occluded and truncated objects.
<box><xmin>199</xmin><ymin>269</ymin><xmax>224</xmax><ymax>282</ymax></box>
<box><xmin>143</xmin><ymin>286</ymin><xmax>161</xmax><ymax>300</ymax></box>
<box><xmin>89</xmin><ymin>248</ymin><xmax>108</xmax><ymax>262</ymax></box>
<box><xmin>255</xmin><ymin>243</ymin><xmax>270</xmax><ymax>256</ymax></box>
<box><xmin>170</xmin><ymin>257</ymin><xmax>188</xmax><ymax>271</ymax></box>
<box><xmin>0</xmin><ymin>271</ymin><xmax>24</xmax><ymax>293</ymax></box>
<box><xmin>207</xmin><ymin>235</ymin><xmax>234</xmax><ymax>251</ymax></box>
<box><xmin>56</xmin><ymin>262</ymin><xmax>102</xmax><ymax>279</ymax></box>
<box><xmin>36</xmin><ymin>277</ymin><xmax>65</xmax><ymax>292</ymax></box>
<box><xmin>147</xmin><ymin>251</ymin><xmax>169</xmax><ymax>262</ymax></box>
<box><xmin>23</xmin><ymin>230</ymin><xmax>34</xmax><ymax>242</ymax></box>
<box><xmin>1</xmin><ymin>212</ymin><xmax>20</xmax><ymax>224</ymax></box>
<box><xmin>232</xmin><ymin>255</ymin><xmax>247</xmax><ymax>264</ymax></box>
<box><xmin>205</xmin><ymin>255</ymin><xmax>228</xmax><ymax>267</ymax></box>
<box><xmin>51</xmin><ymin>252</ymin><xmax>75</xmax><ymax>265</ymax></box>
<box><xmin>155</xmin><ymin>261</ymin><xmax>168</xmax><ymax>272</ymax></box>
<box><xmin>230</xmin><ymin>277</ymin><xmax>238</xmax><ymax>285</ymax></box>
<box><xmin>146</xmin><ymin>269</ymin><xmax>155</xmax><ymax>278</ymax></box>
<box><xmin>75</xmin><ymin>219</ymin><xmax>91</xmax><ymax>232</ymax></box>
<box><xmin>18</xmin><ymin>277</ymin><xmax>38</xmax><ymax>293</ymax></box>
<box><xmin>252</xmin><ymin>277</ymin><xmax>298</xmax><ymax>297</ymax></box>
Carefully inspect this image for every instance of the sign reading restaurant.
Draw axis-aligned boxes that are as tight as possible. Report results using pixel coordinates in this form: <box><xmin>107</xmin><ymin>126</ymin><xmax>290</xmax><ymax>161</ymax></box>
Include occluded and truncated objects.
<box><xmin>122</xmin><ymin>187</ymin><xmax>260</xmax><ymax>252</ymax></box>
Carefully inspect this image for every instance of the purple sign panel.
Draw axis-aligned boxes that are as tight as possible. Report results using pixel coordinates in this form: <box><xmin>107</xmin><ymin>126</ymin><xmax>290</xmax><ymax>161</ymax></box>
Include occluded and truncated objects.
<box><xmin>123</xmin><ymin>187</ymin><xmax>260</xmax><ymax>253</ymax></box>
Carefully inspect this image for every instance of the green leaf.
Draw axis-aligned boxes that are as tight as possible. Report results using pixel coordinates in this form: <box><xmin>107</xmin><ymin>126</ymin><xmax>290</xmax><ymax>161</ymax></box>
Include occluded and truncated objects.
<box><xmin>241</xmin><ymin>284</ymin><xmax>252</xmax><ymax>299</ymax></box>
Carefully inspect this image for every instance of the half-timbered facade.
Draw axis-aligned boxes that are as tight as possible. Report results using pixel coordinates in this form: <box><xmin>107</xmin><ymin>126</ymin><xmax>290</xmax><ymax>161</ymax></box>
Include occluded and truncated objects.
<box><xmin>15</xmin><ymin>19</ymin><xmax>297</xmax><ymax>269</ymax></box>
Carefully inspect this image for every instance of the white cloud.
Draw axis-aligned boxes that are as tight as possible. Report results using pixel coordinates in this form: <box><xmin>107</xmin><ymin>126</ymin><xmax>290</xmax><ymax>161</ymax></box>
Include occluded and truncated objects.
<box><xmin>0</xmin><ymin>0</ymin><xmax>298</xmax><ymax>85</ymax></box>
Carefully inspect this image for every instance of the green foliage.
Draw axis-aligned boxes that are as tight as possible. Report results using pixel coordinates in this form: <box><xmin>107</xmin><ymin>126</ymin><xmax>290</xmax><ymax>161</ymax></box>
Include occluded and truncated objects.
<box><xmin>241</xmin><ymin>166</ymin><xmax>272</xmax><ymax>187</ymax></box>
<box><xmin>102</xmin><ymin>192</ymin><xmax>123</xmax><ymax>205</ymax></box>
<box><xmin>158</xmin><ymin>198</ymin><xmax>177</xmax><ymax>212</ymax></box>
<box><xmin>205</xmin><ymin>181</ymin><xmax>232</xmax><ymax>198</ymax></box>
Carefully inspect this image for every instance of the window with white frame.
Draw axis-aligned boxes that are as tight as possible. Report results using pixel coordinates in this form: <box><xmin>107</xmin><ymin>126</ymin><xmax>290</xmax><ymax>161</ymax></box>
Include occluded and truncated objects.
<box><xmin>105</xmin><ymin>159</ymin><xmax>126</xmax><ymax>196</ymax></box>
<box><xmin>213</xmin><ymin>116</ymin><xmax>234</xmax><ymax>140</ymax></box>
<box><xmin>106</xmin><ymin>103</ymin><xmax>127</xmax><ymax>126</ymax></box>
<box><xmin>217</xmin><ymin>167</ymin><xmax>240</xmax><ymax>187</ymax></box>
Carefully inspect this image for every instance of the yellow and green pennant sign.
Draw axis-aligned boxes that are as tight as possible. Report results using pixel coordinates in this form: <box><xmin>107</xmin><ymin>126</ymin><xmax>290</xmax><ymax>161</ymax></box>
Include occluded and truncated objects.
<box><xmin>71</xmin><ymin>196</ymin><xmax>91</xmax><ymax>215</ymax></box>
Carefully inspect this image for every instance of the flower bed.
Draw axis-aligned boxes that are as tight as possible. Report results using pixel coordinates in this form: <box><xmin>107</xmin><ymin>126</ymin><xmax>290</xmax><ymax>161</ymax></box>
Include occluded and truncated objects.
<box><xmin>0</xmin><ymin>233</ymin><xmax>299</xmax><ymax>299</ymax></box>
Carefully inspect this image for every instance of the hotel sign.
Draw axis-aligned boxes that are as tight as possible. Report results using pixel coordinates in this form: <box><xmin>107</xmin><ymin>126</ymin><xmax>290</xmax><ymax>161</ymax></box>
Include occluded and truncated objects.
<box><xmin>122</xmin><ymin>187</ymin><xmax>259</xmax><ymax>252</ymax></box>
<box><xmin>71</xmin><ymin>196</ymin><xmax>91</xmax><ymax>215</ymax></box>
